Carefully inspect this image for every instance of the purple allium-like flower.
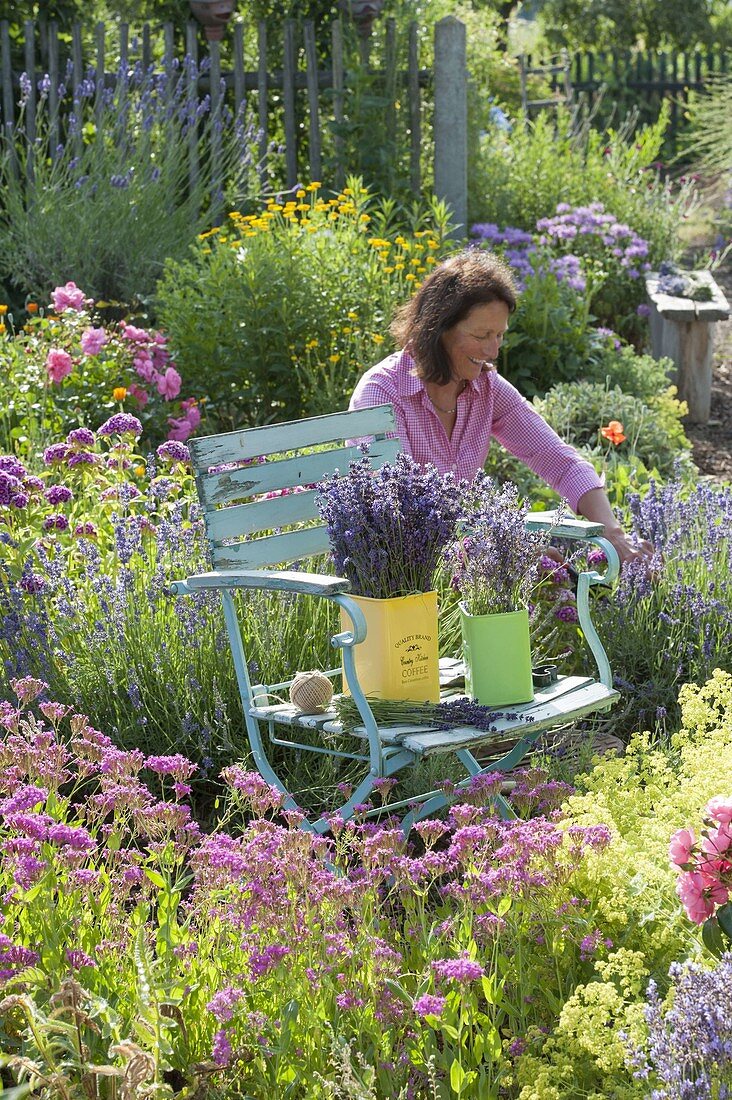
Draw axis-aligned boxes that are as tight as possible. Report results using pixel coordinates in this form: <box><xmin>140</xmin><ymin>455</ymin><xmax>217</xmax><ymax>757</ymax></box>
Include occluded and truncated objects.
<box><xmin>73</xmin><ymin>521</ymin><xmax>98</xmax><ymax>539</ymax></box>
<box><xmin>66</xmin><ymin>427</ymin><xmax>96</xmax><ymax>447</ymax></box>
<box><xmin>0</xmin><ymin>456</ymin><xmax>27</xmax><ymax>479</ymax></box>
<box><xmin>97</xmin><ymin>413</ymin><xmax>143</xmax><ymax>438</ymax></box>
<box><xmin>45</xmin><ymin>485</ymin><xmax>73</xmax><ymax>505</ymax></box>
<box><xmin>66</xmin><ymin>948</ymin><xmax>96</xmax><ymax>970</ymax></box>
<box><xmin>42</xmin><ymin>513</ymin><xmax>70</xmax><ymax>532</ymax></box>
<box><xmin>20</xmin><ymin>573</ymin><xmax>46</xmax><ymax>594</ymax></box>
<box><xmin>431</xmin><ymin>953</ymin><xmax>485</xmax><ymax>983</ymax></box>
<box><xmin>0</xmin><ymin>472</ymin><xmax>22</xmax><ymax>505</ymax></box>
<box><xmin>67</xmin><ymin>452</ymin><xmax>98</xmax><ymax>468</ymax></box>
<box><xmin>636</xmin><ymin>303</ymin><xmax>651</xmax><ymax>317</ymax></box>
<box><xmin>413</xmin><ymin>993</ymin><xmax>447</xmax><ymax>1018</ymax></box>
<box><xmin>555</xmin><ymin>605</ymin><xmax>579</xmax><ymax>623</ymax></box>
<box><xmin>43</xmin><ymin>443</ymin><xmax>70</xmax><ymax>465</ymax></box>
<box><xmin>156</xmin><ymin>440</ymin><xmax>190</xmax><ymax>465</ymax></box>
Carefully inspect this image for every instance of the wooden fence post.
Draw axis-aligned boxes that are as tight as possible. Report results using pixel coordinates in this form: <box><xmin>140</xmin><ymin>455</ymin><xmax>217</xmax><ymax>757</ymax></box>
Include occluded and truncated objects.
<box><xmin>433</xmin><ymin>16</ymin><xmax>467</xmax><ymax>239</ymax></box>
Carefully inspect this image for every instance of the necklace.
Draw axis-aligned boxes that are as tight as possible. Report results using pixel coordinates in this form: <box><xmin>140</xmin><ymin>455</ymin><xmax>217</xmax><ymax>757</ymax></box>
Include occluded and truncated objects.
<box><xmin>429</xmin><ymin>397</ymin><xmax>457</xmax><ymax>414</ymax></box>
<box><xmin>427</xmin><ymin>381</ymin><xmax>466</xmax><ymax>415</ymax></box>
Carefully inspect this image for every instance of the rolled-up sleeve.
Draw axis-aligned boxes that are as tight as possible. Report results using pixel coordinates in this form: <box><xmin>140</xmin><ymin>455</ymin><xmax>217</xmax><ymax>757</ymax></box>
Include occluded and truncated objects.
<box><xmin>490</xmin><ymin>376</ymin><xmax>602</xmax><ymax>513</ymax></box>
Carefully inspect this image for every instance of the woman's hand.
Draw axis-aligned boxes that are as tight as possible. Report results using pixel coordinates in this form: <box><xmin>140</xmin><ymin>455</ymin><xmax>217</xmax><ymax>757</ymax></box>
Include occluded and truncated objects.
<box><xmin>603</xmin><ymin>526</ymin><xmax>655</xmax><ymax>568</ymax></box>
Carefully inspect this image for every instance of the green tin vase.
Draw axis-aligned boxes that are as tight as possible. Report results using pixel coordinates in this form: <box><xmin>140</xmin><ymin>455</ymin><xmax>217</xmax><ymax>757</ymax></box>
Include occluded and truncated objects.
<box><xmin>459</xmin><ymin>604</ymin><xmax>534</xmax><ymax>707</ymax></box>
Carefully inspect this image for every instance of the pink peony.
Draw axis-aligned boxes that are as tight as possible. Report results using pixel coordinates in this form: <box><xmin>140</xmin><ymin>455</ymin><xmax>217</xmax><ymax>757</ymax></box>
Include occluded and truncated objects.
<box><xmin>51</xmin><ymin>281</ymin><xmax>86</xmax><ymax>313</ymax></box>
<box><xmin>706</xmin><ymin>796</ymin><xmax>732</xmax><ymax>825</ymax></box>
<box><xmin>156</xmin><ymin>366</ymin><xmax>182</xmax><ymax>400</ymax></box>
<box><xmin>676</xmin><ymin>870</ymin><xmax>716</xmax><ymax>924</ymax></box>
<box><xmin>46</xmin><ymin>348</ymin><xmax>73</xmax><ymax>384</ymax></box>
<box><xmin>80</xmin><ymin>327</ymin><xmax>108</xmax><ymax>356</ymax></box>
<box><xmin>133</xmin><ymin>352</ymin><xmax>156</xmax><ymax>383</ymax></box>
<box><xmin>181</xmin><ymin>400</ymin><xmax>201</xmax><ymax>429</ymax></box>
<box><xmin>668</xmin><ymin>827</ymin><xmax>695</xmax><ymax>867</ymax></box>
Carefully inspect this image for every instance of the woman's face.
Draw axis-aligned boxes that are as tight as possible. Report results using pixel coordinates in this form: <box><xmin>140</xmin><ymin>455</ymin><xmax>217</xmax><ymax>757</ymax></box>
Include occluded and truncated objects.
<box><xmin>440</xmin><ymin>300</ymin><xmax>510</xmax><ymax>384</ymax></box>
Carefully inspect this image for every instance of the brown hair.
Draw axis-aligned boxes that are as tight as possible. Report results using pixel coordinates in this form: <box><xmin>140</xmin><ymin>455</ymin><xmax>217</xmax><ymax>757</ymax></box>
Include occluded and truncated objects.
<box><xmin>390</xmin><ymin>249</ymin><xmax>518</xmax><ymax>384</ymax></box>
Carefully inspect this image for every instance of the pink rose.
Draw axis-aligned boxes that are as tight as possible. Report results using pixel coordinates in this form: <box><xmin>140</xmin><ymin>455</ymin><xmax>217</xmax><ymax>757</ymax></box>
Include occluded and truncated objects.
<box><xmin>706</xmin><ymin>796</ymin><xmax>732</xmax><ymax>825</ymax></box>
<box><xmin>46</xmin><ymin>348</ymin><xmax>74</xmax><ymax>384</ymax></box>
<box><xmin>701</xmin><ymin>823</ymin><xmax>732</xmax><ymax>858</ymax></box>
<box><xmin>181</xmin><ymin>399</ymin><xmax>201</xmax><ymax>429</ymax></box>
<box><xmin>51</xmin><ymin>281</ymin><xmax>86</xmax><ymax>313</ymax></box>
<box><xmin>668</xmin><ymin>827</ymin><xmax>695</xmax><ymax>867</ymax></box>
<box><xmin>156</xmin><ymin>366</ymin><xmax>182</xmax><ymax>400</ymax></box>
<box><xmin>80</xmin><ymin>327</ymin><xmax>108</xmax><ymax>356</ymax></box>
<box><xmin>167</xmin><ymin>415</ymin><xmax>195</xmax><ymax>442</ymax></box>
<box><xmin>133</xmin><ymin>352</ymin><xmax>156</xmax><ymax>383</ymax></box>
<box><xmin>128</xmin><ymin>383</ymin><xmax>149</xmax><ymax>408</ymax></box>
<box><xmin>676</xmin><ymin>870</ymin><xmax>716</xmax><ymax>924</ymax></box>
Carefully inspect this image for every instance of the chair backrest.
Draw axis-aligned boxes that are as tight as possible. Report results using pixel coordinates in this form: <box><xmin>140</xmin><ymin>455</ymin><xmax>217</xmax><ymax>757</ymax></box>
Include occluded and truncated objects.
<box><xmin>188</xmin><ymin>405</ymin><xmax>400</xmax><ymax>570</ymax></box>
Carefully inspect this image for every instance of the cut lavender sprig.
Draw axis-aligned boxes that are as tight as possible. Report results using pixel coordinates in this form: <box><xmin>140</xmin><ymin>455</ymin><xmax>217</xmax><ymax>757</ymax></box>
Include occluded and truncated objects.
<box><xmin>334</xmin><ymin>693</ymin><xmax>535</xmax><ymax>734</ymax></box>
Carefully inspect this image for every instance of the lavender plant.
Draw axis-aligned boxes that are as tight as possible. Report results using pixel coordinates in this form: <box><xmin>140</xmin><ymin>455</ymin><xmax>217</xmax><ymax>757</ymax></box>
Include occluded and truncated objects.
<box><xmin>596</xmin><ymin>477</ymin><xmax>732</xmax><ymax>738</ymax></box>
<box><xmin>0</xmin><ymin>58</ymin><xmax>260</xmax><ymax>305</ymax></box>
<box><xmin>628</xmin><ymin>955</ymin><xmax>732</xmax><ymax>1098</ymax></box>
<box><xmin>315</xmin><ymin>453</ymin><xmax>464</xmax><ymax>600</ymax></box>
<box><xmin>447</xmin><ymin>476</ymin><xmax>547</xmax><ymax>617</ymax></box>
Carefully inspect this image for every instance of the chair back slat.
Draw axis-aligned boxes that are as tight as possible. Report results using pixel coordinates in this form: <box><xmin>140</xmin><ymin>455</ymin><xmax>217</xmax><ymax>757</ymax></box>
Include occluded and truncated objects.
<box><xmin>210</xmin><ymin>525</ymin><xmax>332</xmax><ymax>570</ymax></box>
<box><xmin>196</xmin><ymin>438</ymin><xmax>401</xmax><ymax>510</ymax></box>
<box><xmin>189</xmin><ymin>404</ymin><xmax>396</xmax><ymax>469</ymax></box>
<box><xmin>205</xmin><ymin>487</ymin><xmax>320</xmax><ymax>543</ymax></box>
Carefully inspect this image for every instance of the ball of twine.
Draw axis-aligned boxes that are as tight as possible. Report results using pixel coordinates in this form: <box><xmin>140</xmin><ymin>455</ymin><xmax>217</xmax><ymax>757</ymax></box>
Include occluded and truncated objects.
<box><xmin>289</xmin><ymin>670</ymin><xmax>334</xmax><ymax>715</ymax></box>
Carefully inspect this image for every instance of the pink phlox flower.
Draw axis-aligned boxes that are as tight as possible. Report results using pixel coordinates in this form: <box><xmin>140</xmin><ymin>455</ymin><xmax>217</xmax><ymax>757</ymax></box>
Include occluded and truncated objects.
<box><xmin>51</xmin><ymin>281</ymin><xmax>86</xmax><ymax>313</ymax></box>
<box><xmin>46</xmin><ymin>348</ymin><xmax>73</xmax><ymax>384</ymax></box>
<box><xmin>133</xmin><ymin>353</ymin><xmax>157</xmax><ymax>383</ymax></box>
<box><xmin>207</xmin><ymin>986</ymin><xmax>245</xmax><ymax>1022</ymax></box>
<box><xmin>431</xmin><ymin>952</ymin><xmax>485</xmax><ymax>983</ymax></box>
<box><xmin>706</xmin><ymin>796</ymin><xmax>732</xmax><ymax>825</ymax></box>
<box><xmin>413</xmin><ymin>993</ymin><xmax>447</xmax><ymax>1018</ymax></box>
<box><xmin>80</xmin><ymin>327</ymin><xmax>108</xmax><ymax>356</ymax></box>
<box><xmin>211</xmin><ymin>1028</ymin><xmax>232</xmax><ymax>1067</ymax></box>
<box><xmin>146</xmin><ymin>753</ymin><xmax>197</xmax><ymax>780</ymax></box>
<box><xmin>669</xmin><ymin>827</ymin><xmax>696</xmax><ymax>867</ymax></box>
<box><xmin>156</xmin><ymin>366</ymin><xmax>182</xmax><ymax>400</ymax></box>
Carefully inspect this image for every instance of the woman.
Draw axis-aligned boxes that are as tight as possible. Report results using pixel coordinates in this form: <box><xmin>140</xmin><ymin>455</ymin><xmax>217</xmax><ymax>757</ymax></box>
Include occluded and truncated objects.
<box><xmin>350</xmin><ymin>249</ymin><xmax>652</xmax><ymax>566</ymax></box>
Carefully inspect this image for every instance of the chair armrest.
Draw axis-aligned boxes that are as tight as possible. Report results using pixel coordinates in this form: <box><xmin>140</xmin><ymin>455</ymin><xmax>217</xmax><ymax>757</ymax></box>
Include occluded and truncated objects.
<box><xmin>168</xmin><ymin>569</ymin><xmax>351</xmax><ymax>597</ymax></box>
<box><xmin>525</xmin><ymin>510</ymin><xmax>604</xmax><ymax>539</ymax></box>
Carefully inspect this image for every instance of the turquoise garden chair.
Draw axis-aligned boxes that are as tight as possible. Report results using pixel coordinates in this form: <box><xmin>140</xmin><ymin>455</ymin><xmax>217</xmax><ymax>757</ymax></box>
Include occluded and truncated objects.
<box><xmin>169</xmin><ymin>404</ymin><xmax>620</xmax><ymax>831</ymax></box>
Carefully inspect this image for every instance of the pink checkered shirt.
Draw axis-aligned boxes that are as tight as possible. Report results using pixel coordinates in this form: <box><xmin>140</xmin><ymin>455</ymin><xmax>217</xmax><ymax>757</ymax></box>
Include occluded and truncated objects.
<box><xmin>349</xmin><ymin>349</ymin><xmax>602</xmax><ymax>513</ymax></box>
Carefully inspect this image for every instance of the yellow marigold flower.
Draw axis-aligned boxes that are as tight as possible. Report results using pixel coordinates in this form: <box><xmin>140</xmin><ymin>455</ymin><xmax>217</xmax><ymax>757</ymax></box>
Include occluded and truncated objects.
<box><xmin>383</xmin><ymin>266</ymin><xmax>395</xmax><ymax>273</ymax></box>
<box><xmin>329</xmin><ymin>212</ymin><xmax>339</xmax><ymax>221</ymax></box>
<box><xmin>343</xmin><ymin>186</ymin><xmax>352</xmax><ymax>195</ymax></box>
<box><xmin>427</xmin><ymin>239</ymin><xmax>440</xmax><ymax>249</ymax></box>
<box><xmin>359</xmin><ymin>214</ymin><xmax>370</xmax><ymax>222</ymax></box>
<box><xmin>426</xmin><ymin>256</ymin><xmax>437</xmax><ymax>264</ymax></box>
<box><xmin>342</xmin><ymin>326</ymin><xmax>352</xmax><ymax>335</ymax></box>
<box><xmin>296</xmin><ymin>203</ymin><xmax>309</xmax><ymax>212</ymax></box>
<box><xmin>27</xmin><ymin>302</ymin><xmax>39</xmax><ymax>313</ymax></box>
<box><xmin>417</xmin><ymin>265</ymin><xmax>427</xmax><ymax>273</ymax></box>
<box><xmin>329</xmin><ymin>354</ymin><xmax>341</xmax><ymax>363</ymax></box>
<box><xmin>113</xmin><ymin>387</ymin><xmax>127</xmax><ymax>402</ymax></box>
<box><xmin>411</xmin><ymin>257</ymin><xmax>421</xmax><ymax>266</ymax></box>
<box><xmin>0</xmin><ymin>304</ymin><xmax>8</xmax><ymax>314</ymax></box>
<box><xmin>296</xmin><ymin>188</ymin><xmax>306</xmax><ymax>198</ymax></box>
<box><xmin>135</xmin><ymin>465</ymin><xmax>146</xmax><ymax>477</ymax></box>
<box><xmin>395</xmin><ymin>235</ymin><xmax>406</xmax><ymax>246</ymax></box>
<box><xmin>347</xmin><ymin>311</ymin><xmax>358</xmax><ymax>320</ymax></box>
<box><xmin>394</xmin><ymin>263</ymin><xmax>405</xmax><ymax>271</ymax></box>
<box><xmin>306</xmin><ymin>339</ymin><xmax>319</xmax><ymax>349</ymax></box>
<box><xmin>0</xmin><ymin>323</ymin><xmax>5</xmax><ymax>335</ymax></box>
<box><xmin>372</xmin><ymin>334</ymin><xmax>385</xmax><ymax>344</ymax></box>
<box><xmin>268</xmin><ymin>202</ymin><xmax>283</xmax><ymax>211</ymax></box>
<box><xmin>405</xmin><ymin>273</ymin><xmax>416</xmax><ymax>281</ymax></box>
<box><xmin>307</xmin><ymin>181</ymin><xmax>321</xmax><ymax>191</ymax></box>
<box><xmin>202</xmin><ymin>247</ymin><xmax>212</xmax><ymax>254</ymax></box>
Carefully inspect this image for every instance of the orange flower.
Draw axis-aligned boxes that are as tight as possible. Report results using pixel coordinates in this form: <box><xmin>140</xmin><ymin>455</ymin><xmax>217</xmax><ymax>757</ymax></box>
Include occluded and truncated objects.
<box><xmin>26</xmin><ymin>302</ymin><xmax>39</xmax><ymax>313</ymax></box>
<box><xmin>600</xmin><ymin>420</ymin><xmax>626</xmax><ymax>445</ymax></box>
<box><xmin>113</xmin><ymin>386</ymin><xmax>127</xmax><ymax>402</ymax></box>
<box><xmin>0</xmin><ymin>304</ymin><xmax>8</xmax><ymax>314</ymax></box>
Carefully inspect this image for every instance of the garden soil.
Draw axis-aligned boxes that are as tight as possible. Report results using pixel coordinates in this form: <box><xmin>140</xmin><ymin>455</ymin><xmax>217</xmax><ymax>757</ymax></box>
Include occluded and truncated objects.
<box><xmin>684</xmin><ymin>264</ymin><xmax>732</xmax><ymax>483</ymax></box>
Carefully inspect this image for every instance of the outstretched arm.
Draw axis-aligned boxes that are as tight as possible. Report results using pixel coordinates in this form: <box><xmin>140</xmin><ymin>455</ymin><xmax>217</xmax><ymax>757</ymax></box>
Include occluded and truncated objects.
<box><xmin>576</xmin><ymin>487</ymin><xmax>654</xmax><ymax>566</ymax></box>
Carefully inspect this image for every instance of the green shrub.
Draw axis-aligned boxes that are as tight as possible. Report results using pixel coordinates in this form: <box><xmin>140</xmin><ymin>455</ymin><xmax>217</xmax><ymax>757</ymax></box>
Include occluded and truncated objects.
<box><xmin>534</xmin><ymin>379</ymin><xmax>691</xmax><ymax>479</ymax></box>
<box><xmin>469</xmin><ymin>104</ymin><xmax>695</xmax><ymax>266</ymax></box>
<box><xmin>156</xmin><ymin>180</ymin><xmax>452</xmax><ymax>430</ymax></box>
<box><xmin>583</xmin><ymin>343</ymin><xmax>676</xmax><ymax>404</ymax></box>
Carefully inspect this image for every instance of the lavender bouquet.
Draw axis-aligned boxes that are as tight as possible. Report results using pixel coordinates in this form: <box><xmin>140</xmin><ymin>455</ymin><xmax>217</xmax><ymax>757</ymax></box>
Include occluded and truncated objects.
<box><xmin>315</xmin><ymin>453</ymin><xmax>464</xmax><ymax>599</ymax></box>
<box><xmin>447</xmin><ymin>475</ymin><xmax>547</xmax><ymax>616</ymax></box>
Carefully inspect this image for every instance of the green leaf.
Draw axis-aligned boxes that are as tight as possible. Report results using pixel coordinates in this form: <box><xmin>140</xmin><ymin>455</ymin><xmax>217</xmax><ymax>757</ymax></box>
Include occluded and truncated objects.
<box><xmin>702</xmin><ymin>916</ymin><xmax>725</xmax><ymax>958</ymax></box>
<box><xmin>716</xmin><ymin>901</ymin><xmax>732</xmax><ymax>943</ymax></box>
<box><xmin>450</xmin><ymin>1059</ymin><xmax>467</xmax><ymax>1094</ymax></box>
<box><xmin>145</xmin><ymin>868</ymin><xmax>166</xmax><ymax>889</ymax></box>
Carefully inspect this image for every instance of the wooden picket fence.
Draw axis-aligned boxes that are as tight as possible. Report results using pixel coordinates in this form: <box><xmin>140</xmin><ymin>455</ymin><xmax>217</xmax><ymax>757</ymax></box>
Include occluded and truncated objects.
<box><xmin>0</xmin><ymin>16</ymin><xmax>470</xmax><ymax>230</ymax></box>
<box><xmin>521</xmin><ymin>48</ymin><xmax>731</xmax><ymax>151</ymax></box>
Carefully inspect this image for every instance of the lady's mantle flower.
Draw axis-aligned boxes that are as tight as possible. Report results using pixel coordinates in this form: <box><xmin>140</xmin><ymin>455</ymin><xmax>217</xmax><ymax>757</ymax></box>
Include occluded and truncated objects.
<box><xmin>51</xmin><ymin>281</ymin><xmax>86</xmax><ymax>312</ymax></box>
<box><xmin>46</xmin><ymin>348</ymin><xmax>73</xmax><ymax>384</ymax></box>
<box><xmin>80</xmin><ymin>327</ymin><xmax>108</xmax><ymax>355</ymax></box>
<box><xmin>97</xmin><ymin>413</ymin><xmax>143</xmax><ymax>438</ymax></box>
